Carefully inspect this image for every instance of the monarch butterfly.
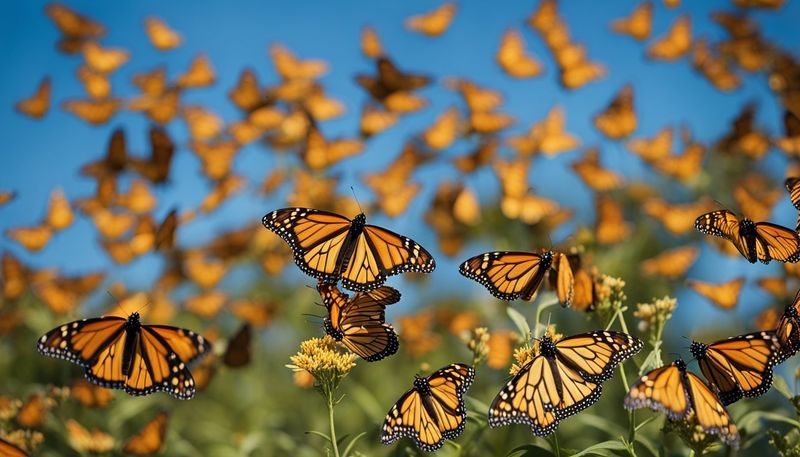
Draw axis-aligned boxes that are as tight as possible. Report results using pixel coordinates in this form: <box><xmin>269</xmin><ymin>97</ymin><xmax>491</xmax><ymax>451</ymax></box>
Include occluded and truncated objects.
<box><xmin>496</xmin><ymin>29</ymin><xmax>543</xmax><ymax>79</ymax></box>
<box><xmin>175</xmin><ymin>54</ymin><xmax>215</xmax><ymax>89</ymax></box>
<box><xmin>695</xmin><ymin>210</ymin><xmax>800</xmax><ymax>264</ymax></box>
<box><xmin>786</xmin><ymin>177</ymin><xmax>800</xmax><ymax>230</ymax></box>
<box><xmin>593</xmin><ymin>85</ymin><xmax>637</xmax><ymax>140</ymax></box>
<box><xmin>222</xmin><ymin>323</ymin><xmax>252</xmax><ymax>368</ymax></box>
<box><xmin>37</xmin><ymin>312</ymin><xmax>211</xmax><ymax>399</ymax></box>
<box><xmin>317</xmin><ymin>282</ymin><xmax>400</xmax><ymax>361</ymax></box>
<box><xmin>144</xmin><ymin>17</ymin><xmax>182</xmax><ymax>51</ymax></box>
<box><xmin>646</xmin><ymin>15</ymin><xmax>691</xmax><ymax>61</ymax></box>
<box><xmin>459</xmin><ymin>250</ymin><xmax>573</xmax><ymax>306</ymax></box>
<box><xmin>422</xmin><ymin>107</ymin><xmax>460</xmax><ymax>150</ymax></box>
<box><xmin>123</xmin><ymin>411</ymin><xmax>169</xmax><ymax>455</ymax></box>
<box><xmin>611</xmin><ymin>1</ymin><xmax>653</xmax><ymax>41</ymax></box>
<box><xmin>15</xmin><ymin>77</ymin><xmax>51</xmax><ymax>119</ymax></box>
<box><xmin>626</xmin><ymin>127</ymin><xmax>673</xmax><ymax>162</ymax></box>
<box><xmin>381</xmin><ymin>363</ymin><xmax>475</xmax><ymax>451</ymax></box>
<box><xmin>405</xmin><ymin>2</ymin><xmax>457</xmax><ymax>37</ymax></box>
<box><xmin>776</xmin><ymin>289</ymin><xmax>800</xmax><ymax>360</ymax></box>
<box><xmin>624</xmin><ymin>358</ymin><xmax>740</xmax><ymax>448</ymax></box>
<box><xmin>262</xmin><ymin>207</ymin><xmax>435</xmax><ymax>292</ymax></box>
<box><xmin>689</xmin><ymin>331</ymin><xmax>781</xmax><ymax>405</ymax></box>
<box><xmin>70</xmin><ymin>379</ymin><xmax>114</xmax><ymax>408</ymax></box>
<box><xmin>685</xmin><ymin>277</ymin><xmax>745</xmax><ymax>310</ymax></box>
<box><xmin>571</xmin><ymin>147</ymin><xmax>625</xmax><ymax>191</ymax></box>
<box><xmin>0</xmin><ymin>437</ymin><xmax>30</xmax><ymax>457</ymax></box>
<box><xmin>641</xmin><ymin>245</ymin><xmax>699</xmax><ymax>279</ymax></box>
<box><xmin>507</xmin><ymin>106</ymin><xmax>580</xmax><ymax>157</ymax></box>
<box><xmin>488</xmin><ymin>331</ymin><xmax>642</xmax><ymax>435</ymax></box>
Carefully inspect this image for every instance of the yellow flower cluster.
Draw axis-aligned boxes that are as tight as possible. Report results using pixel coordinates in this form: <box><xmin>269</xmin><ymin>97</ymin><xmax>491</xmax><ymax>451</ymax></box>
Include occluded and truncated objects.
<box><xmin>1</xmin><ymin>429</ymin><xmax>44</xmax><ymax>453</ymax></box>
<box><xmin>509</xmin><ymin>326</ymin><xmax>561</xmax><ymax>376</ymax></box>
<box><xmin>662</xmin><ymin>411</ymin><xmax>717</xmax><ymax>454</ymax></box>
<box><xmin>286</xmin><ymin>335</ymin><xmax>356</xmax><ymax>380</ymax></box>
<box><xmin>0</xmin><ymin>396</ymin><xmax>22</xmax><ymax>422</ymax></box>
<box><xmin>634</xmin><ymin>295</ymin><xmax>677</xmax><ymax>333</ymax></box>
<box><xmin>464</xmin><ymin>327</ymin><xmax>490</xmax><ymax>365</ymax></box>
<box><xmin>594</xmin><ymin>275</ymin><xmax>627</xmax><ymax>316</ymax></box>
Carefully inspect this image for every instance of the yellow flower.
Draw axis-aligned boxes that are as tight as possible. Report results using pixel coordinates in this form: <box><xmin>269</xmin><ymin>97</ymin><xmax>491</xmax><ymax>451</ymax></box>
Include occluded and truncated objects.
<box><xmin>509</xmin><ymin>326</ymin><xmax>560</xmax><ymax>375</ymax></box>
<box><xmin>464</xmin><ymin>327</ymin><xmax>490</xmax><ymax>365</ymax></box>
<box><xmin>635</xmin><ymin>295</ymin><xmax>677</xmax><ymax>332</ymax></box>
<box><xmin>286</xmin><ymin>335</ymin><xmax>356</xmax><ymax>380</ymax></box>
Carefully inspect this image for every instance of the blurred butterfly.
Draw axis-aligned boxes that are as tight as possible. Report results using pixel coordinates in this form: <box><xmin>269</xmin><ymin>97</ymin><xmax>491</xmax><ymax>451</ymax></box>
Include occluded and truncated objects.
<box><xmin>185</xmin><ymin>291</ymin><xmax>228</xmax><ymax>319</ymax></box>
<box><xmin>228</xmin><ymin>69</ymin><xmax>269</xmax><ymax>113</ymax></box>
<box><xmin>114</xmin><ymin>180</ymin><xmax>158</xmax><ymax>214</ymax></box>
<box><xmin>647</xmin><ymin>15</ymin><xmax>691</xmax><ymax>61</ymax></box>
<box><xmin>489</xmin><ymin>331</ymin><xmax>642</xmax><ymax>436</ymax></box>
<box><xmin>652</xmin><ymin>139</ymin><xmax>705</xmax><ymax>181</ymax></box>
<box><xmin>425</xmin><ymin>181</ymin><xmax>480</xmax><ymax>256</ymax></box>
<box><xmin>382</xmin><ymin>91</ymin><xmax>429</xmax><ymax>114</ymax></box>
<box><xmin>611</xmin><ymin>1</ymin><xmax>653</xmax><ymax>41</ymax></box>
<box><xmin>62</xmin><ymin>98</ymin><xmax>120</xmax><ymax>125</ymax></box>
<box><xmin>496</xmin><ymin>29</ymin><xmax>543</xmax><ymax>79</ymax></box>
<box><xmin>642</xmin><ymin>198</ymin><xmax>715</xmax><ymax>236</ymax></box>
<box><xmin>595</xmin><ymin>195</ymin><xmax>631</xmax><ymax>245</ymax></box>
<box><xmin>397</xmin><ymin>310</ymin><xmax>441</xmax><ymax>357</ymax></box>
<box><xmin>176</xmin><ymin>54</ymin><xmax>215</xmax><ymax>88</ymax></box>
<box><xmin>16</xmin><ymin>394</ymin><xmax>51</xmax><ymax>429</ymax></box>
<box><xmin>627</xmin><ymin>127</ymin><xmax>673</xmax><ymax>162</ymax></box>
<box><xmin>422</xmin><ymin>107</ymin><xmax>460</xmax><ymax>150</ymax></box>
<box><xmin>66</xmin><ymin>419</ymin><xmax>115</xmax><ymax>454</ymax></box>
<box><xmin>0</xmin><ymin>190</ymin><xmax>16</xmax><ymax>207</ymax></box>
<box><xmin>231</xmin><ymin>297</ymin><xmax>279</xmax><ymax>328</ymax></box>
<box><xmin>720</xmin><ymin>35</ymin><xmax>772</xmax><ymax>74</ymax></box>
<box><xmin>263</xmin><ymin>207</ymin><xmax>436</xmax><ymax>291</ymax></box>
<box><xmin>45</xmin><ymin>4</ymin><xmax>105</xmax><ymax>53</ymax></box>
<box><xmin>270</xmin><ymin>44</ymin><xmax>328</xmax><ymax>81</ymax></box>
<box><xmin>356</xmin><ymin>57</ymin><xmax>430</xmax><ymax>101</ymax></box>
<box><xmin>359</xmin><ymin>104</ymin><xmax>399</xmax><ymax>138</ymax></box>
<box><xmin>182</xmin><ymin>105</ymin><xmax>223</xmax><ymax>141</ymax></box>
<box><xmin>452</xmin><ymin>138</ymin><xmax>497</xmax><ymax>174</ymax></box>
<box><xmin>559</xmin><ymin>56</ymin><xmax>606</xmax><ymax>90</ymax></box>
<box><xmin>381</xmin><ymin>363</ymin><xmax>474</xmax><ymax>451</ymax></box>
<box><xmin>734</xmin><ymin>173</ymin><xmax>780</xmax><ymax>222</ymax></box>
<box><xmin>43</xmin><ymin>188</ymin><xmax>73</xmax><ymax>231</ymax></box>
<box><xmin>82</xmin><ymin>42</ymin><xmax>129</xmax><ymax>74</ymax></box>
<box><xmin>361</xmin><ymin>26</ymin><xmax>384</xmax><ymax>58</ymax></box>
<box><xmin>571</xmin><ymin>147</ymin><xmax>624</xmax><ymax>191</ymax></box>
<box><xmin>715</xmin><ymin>104</ymin><xmax>769</xmax><ymax>159</ymax></box>
<box><xmin>303</xmin><ymin>86</ymin><xmax>346</xmax><ymax>121</ymax></box>
<box><xmin>70</xmin><ymin>379</ymin><xmax>114</xmax><ymax>408</ymax></box>
<box><xmin>444</xmin><ymin>78</ymin><xmax>503</xmax><ymax>114</ymax></box>
<box><xmin>405</xmin><ymin>3</ymin><xmax>457</xmax><ymax>37</ymax></box>
<box><xmin>711</xmin><ymin>11</ymin><xmax>757</xmax><ymax>39</ymax></box>
<box><xmin>507</xmin><ymin>106</ymin><xmax>580</xmax><ymax>157</ymax></box>
<box><xmin>80</xmin><ymin>128</ymin><xmax>128</xmax><ymax>179</ymax></box>
<box><xmin>302</xmin><ymin>125</ymin><xmax>364</xmax><ymax>170</ymax></box>
<box><xmin>0</xmin><ymin>437</ymin><xmax>30</xmax><ymax>457</ymax></box>
<box><xmin>692</xmin><ymin>38</ymin><xmax>741</xmax><ymax>92</ymax></box>
<box><xmin>128</xmin><ymin>88</ymin><xmax>180</xmax><ymax>124</ymax></box>
<box><xmin>756</xmin><ymin>276</ymin><xmax>789</xmax><ymax>299</ymax></box>
<box><xmin>33</xmin><ymin>271</ymin><xmax>105</xmax><ymax>315</ymax></box>
<box><xmin>594</xmin><ymin>84</ymin><xmax>637</xmax><ymax>139</ymax></box>
<box><xmin>123</xmin><ymin>411</ymin><xmax>169</xmax><ymax>455</ymax></box>
<box><xmin>624</xmin><ymin>359</ymin><xmax>740</xmax><ymax>447</ymax></box>
<box><xmin>486</xmin><ymin>330</ymin><xmax>518</xmax><ymax>370</ymax></box>
<box><xmin>776</xmin><ymin>110</ymin><xmax>800</xmax><ymax>156</ymax></box>
<box><xmin>5</xmin><ymin>225</ymin><xmax>53</xmax><ymax>252</ymax></box>
<box><xmin>37</xmin><ymin>312</ymin><xmax>211</xmax><ymax>399</ymax></box>
<box><xmin>695</xmin><ymin>210</ymin><xmax>800</xmax><ymax>264</ymax></box>
<box><xmin>686</xmin><ymin>277</ymin><xmax>745</xmax><ymax>310</ymax></box>
<box><xmin>190</xmin><ymin>139</ymin><xmax>239</xmax><ymax>180</ymax></box>
<box><xmin>183</xmin><ymin>252</ymin><xmax>227</xmax><ymax>290</ymax></box>
<box><xmin>76</xmin><ymin>65</ymin><xmax>111</xmax><ymax>99</ymax></box>
<box><xmin>222</xmin><ymin>323</ymin><xmax>252</xmax><ymax>368</ymax></box>
<box><xmin>317</xmin><ymin>282</ymin><xmax>400</xmax><ymax>361</ymax></box>
<box><xmin>467</xmin><ymin>110</ymin><xmax>515</xmax><ymax>134</ymax></box>
<box><xmin>776</xmin><ymin>290</ymin><xmax>800</xmax><ymax>360</ymax></box>
<box><xmin>641</xmin><ymin>245</ymin><xmax>698</xmax><ymax>279</ymax></box>
<box><xmin>145</xmin><ymin>17</ymin><xmax>182</xmax><ymax>50</ymax></box>
<box><xmin>459</xmin><ymin>249</ymin><xmax>573</xmax><ymax>306</ymax></box>
<box><xmin>732</xmin><ymin>0</ymin><xmax>784</xmax><ymax>9</ymax></box>
<box><xmin>690</xmin><ymin>331</ymin><xmax>781</xmax><ymax>405</ymax></box>
<box><xmin>527</xmin><ymin>0</ymin><xmax>559</xmax><ymax>33</ymax></box>
<box><xmin>15</xmin><ymin>77</ymin><xmax>51</xmax><ymax>119</ymax></box>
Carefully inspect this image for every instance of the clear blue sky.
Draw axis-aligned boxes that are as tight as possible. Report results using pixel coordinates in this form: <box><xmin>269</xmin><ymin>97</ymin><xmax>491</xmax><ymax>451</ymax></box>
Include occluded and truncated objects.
<box><xmin>2</xmin><ymin>1</ymin><xmax>800</xmax><ymax>334</ymax></box>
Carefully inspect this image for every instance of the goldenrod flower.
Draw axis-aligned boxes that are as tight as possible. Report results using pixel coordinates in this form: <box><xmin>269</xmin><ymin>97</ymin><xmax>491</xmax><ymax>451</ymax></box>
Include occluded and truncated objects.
<box><xmin>509</xmin><ymin>326</ymin><xmax>560</xmax><ymax>375</ymax></box>
<box><xmin>634</xmin><ymin>295</ymin><xmax>677</xmax><ymax>333</ymax></box>
<box><xmin>463</xmin><ymin>327</ymin><xmax>490</xmax><ymax>366</ymax></box>
<box><xmin>286</xmin><ymin>335</ymin><xmax>356</xmax><ymax>382</ymax></box>
<box><xmin>594</xmin><ymin>275</ymin><xmax>627</xmax><ymax>318</ymax></box>
<box><xmin>0</xmin><ymin>396</ymin><xmax>21</xmax><ymax>422</ymax></box>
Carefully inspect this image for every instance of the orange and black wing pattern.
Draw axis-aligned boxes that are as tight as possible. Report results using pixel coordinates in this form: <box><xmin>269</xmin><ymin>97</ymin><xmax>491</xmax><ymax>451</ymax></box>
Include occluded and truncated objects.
<box><xmin>459</xmin><ymin>250</ymin><xmax>555</xmax><ymax>302</ymax></box>
<box><xmin>776</xmin><ymin>290</ymin><xmax>800</xmax><ymax>360</ymax></box>
<box><xmin>122</xmin><ymin>411</ymin><xmax>169</xmax><ymax>455</ymax></box>
<box><xmin>381</xmin><ymin>363</ymin><xmax>474</xmax><ymax>452</ymax></box>
<box><xmin>317</xmin><ymin>282</ymin><xmax>399</xmax><ymax>361</ymax></box>
<box><xmin>0</xmin><ymin>438</ymin><xmax>29</xmax><ymax>457</ymax></box>
<box><xmin>695</xmin><ymin>209</ymin><xmax>800</xmax><ymax>264</ymax></box>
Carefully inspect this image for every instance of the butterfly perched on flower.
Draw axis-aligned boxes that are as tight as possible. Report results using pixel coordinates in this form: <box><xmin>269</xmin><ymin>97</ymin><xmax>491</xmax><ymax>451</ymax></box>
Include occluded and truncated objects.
<box><xmin>624</xmin><ymin>358</ymin><xmax>740</xmax><ymax>448</ymax></box>
<box><xmin>689</xmin><ymin>331</ymin><xmax>782</xmax><ymax>405</ymax></box>
<box><xmin>459</xmin><ymin>249</ymin><xmax>573</xmax><ymax>307</ymax></box>
<box><xmin>695</xmin><ymin>209</ymin><xmax>800</xmax><ymax>264</ymax></box>
<box><xmin>317</xmin><ymin>282</ymin><xmax>400</xmax><ymax>362</ymax></box>
<box><xmin>381</xmin><ymin>363</ymin><xmax>474</xmax><ymax>451</ymax></box>
<box><xmin>489</xmin><ymin>331</ymin><xmax>642</xmax><ymax>435</ymax></box>
<box><xmin>37</xmin><ymin>312</ymin><xmax>211</xmax><ymax>399</ymax></box>
<box><xmin>262</xmin><ymin>207</ymin><xmax>435</xmax><ymax>292</ymax></box>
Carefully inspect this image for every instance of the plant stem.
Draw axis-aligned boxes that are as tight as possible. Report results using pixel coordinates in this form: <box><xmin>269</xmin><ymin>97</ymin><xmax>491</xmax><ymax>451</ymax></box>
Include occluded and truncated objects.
<box><xmin>326</xmin><ymin>388</ymin><xmax>341</xmax><ymax>457</ymax></box>
<box><xmin>607</xmin><ymin>305</ymin><xmax>637</xmax><ymax>457</ymax></box>
<box><xmin>550</xmin><ymin>432</ymin><xmax>561</xmax><ymax>457</ymax></box>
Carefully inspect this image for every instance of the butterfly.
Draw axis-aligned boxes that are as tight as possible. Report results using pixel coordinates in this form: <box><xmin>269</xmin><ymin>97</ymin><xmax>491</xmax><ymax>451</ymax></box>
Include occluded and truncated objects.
<box><xmin>123</xmin><ymin>411</ymin><xmax>169</xmax><ymax>455</ymax></box>
<box><xmin>34</xmin><ymin>271</ymin><xmax>105</xmax><ymax>315</ymax></box>
<box><xmin>487</xmin><ymin>330</ymin><xmax>518</xmax><ymax>370</ymax></box>
<box><xmin>627</xmin><ymin>127</ymin><xmax>673</xmax><ymax>162</ymax></box>
<box><xmin>695</xmin><ymin>210</ymin><xmax>800</xmax><ymax>264</ymax></box>
<box><xmin>594</xmin><ymin>84</ymin><xmax>637</xmax><ymax>139</ymax></box>
<box><xmin>445</xmin><ymin>78</ymin><xmax>504</xmax><ymax>114</ymax></box>
<box><xmin>317</xmin><ymin>282</ymin><xmax>400</xmax><ymax>361</ymax></box>
<box><xmin>496</xmin><ymin>29</ymin><xmax>543</xmax><ymax>79</ymax></box>
<box><xmin>422</xmin><ymin>107</ymin><xmax>460</xmax><ymax>150</ymax></box>
<box><xmin>263</xmin><ymin>207</ymin><xmax>435</xmax><ymax>291</ymax></box>
<box><xmin>689</xmin><ymin>331</ymin><xmax>782</xmax><ymax>405</ymax></box>
<box><xmin>624</xmin><ymin>358</ymin><xmax>740</xmax><ymax>448</ymax></box>
<box><xmin>45</xmin><ymin>4</ymin><xmax>105</xmax><ymax>54</ymax></box>
<box><xmin>686</xmin><ymin>277</ymin><xmax>745</xmax><ymax>310</ymax></box>
<box><xmin>775</xmin><ymin>289</ymin><xmax>800</xmax><ymax>360</ymax></box>
<box><xmin>642</xmin><ymin>198</ymin><xmax>715</xmax><ymax>236</ymax></box>
<box><xmin>356</xmin><ymin>57</ymin><xmax>430</xmax><ymax>101</ymax></box>
<box><xmin>359</xmin><ymin>104</ymin><xmax>399</xmax><ymax>138</ymax></box>
<box><xmin>361</xmin><ymin>26</ymin><xmax>384</xmax><ymax>58</ymax></box>
<box><xmin>488</xmin><ymin>331</ymin><xmax>642</xmax><ymax>435</ymax></box>
<box><xmin>452</xmin><ymin>138</ymin><xmax>498</xmax><ymax>174</ymax></box>
<box><xmin>15</xmin><ymin>77</ymin><xmax>51</xmax><ymax>119</ymax></box>
<box><xmin>270</xmin><ymin>44</ymin><xmax>328</xmax><ymax>81</ymax></box>
<box><xmin>82</xmin><ymin>42</ymin><xmax>129</xmax><ymax>74</ymax></box>
<box><xmin>571</xmin><ymin>147</ymin><xmax>624</xmax><ymax>191</ymax></box>
<box><xmin>641</xmin><ymin>245</ymin><xmax>698</xmax><ymax>279</ymax></box>
<box><xmin>70</xmin><ymin>379</ymin><xmax>114</xmax><ymax>408</ymax></box>
<box><xmin>0</xmin><ymin>437</ymin><xmax>29</xmax><ymax>457</ymax></box>
<box><xmin>692</xmin><ymin>38</ymin><xmax>741</xmax><ymax>92</ymax></box>
<box><xmin>646</xmin><ymin>15</ymin><xmax>692</xmax><ymax>61</ymax></box>
<box><xmin>62</xmin><ymin>98</ymin><xmax>120</xmax><ymax>125</ymax></box>
<box><xmin>145</xmin><ymin>17</ymin><xmax>182</xmax><ymax>50</ymax></box>
<box><xmin>715</xmin><ymin>104</ymin><xmax>769</xmax><ymax>159</ymax></box>
<box><xmin>222</xmin><ymin>323</ymin><xmax>252</xmax><ymax>368</ymax></box>
<box><xmin>652</xmin><ymin>139</ymin><xmax>704</xmax><ymax>181</ymax></box>
<box><xmin>776</xmin><ymin>110</ymin><xmax>800</xmax><ymax>156</ymax></box>
<box><xmin>756</xmin><ymin>276</ymin><xmax>789</xmax><ymax>299</ymax></box>
<box><xmin>37</xmin><ymin>312</ymin><xmax>211</xmax><ymax>399</ymax></box>
<box><xmin>459</xmin><ymin>249</ymin><xmax>573</xmax><ymax>306</ymax></box>
<box><xmin>16</xmin><ymin>394</ymin><xmax>51</xmax><ymax>428</ymax></box>
<box><xmin>302</xmin><ymin>125</ymin><xmax>364</xmax><ymax>170</ymax></box>
<box><xmin>5</xmin><ymin>225</ymin><xmax>53</xmax><ymax>252</ymax></box>
<box><xmin>182</xmin><ymin>106</ymin><xmax>223</xmax><ymax>141</ymax></box>
<box><xmin>405</xmin><ymin>3</ymin><xmax>457</xmax><ymax>37</ymax></box>
<box><xmin>76</xmin><ymin>65</ymin><xmax>111</xmax><ymax>99</ymax></box>
<box><xmin>507</xmin><ymin>106</ymin><xmax>580</xmax><ymax>157</ymax></box>
<box><xmin>190</xmin><ymin>140</ymin><xmax>239</xmax><ymax>181</ymax></box>
<box><xmin>733</xmin><ymin>173</ymin><xmax>780</xmax><ymax>222</ymax></box>
<box><xmin>595</xmin><ymin>195</ymin><xmax>631</xmax><ymax>245</ymax></box>
<box><xmin>66</xmin><ymin>419</ymin><xmax>115</xmax><ymax>454</ymax></box>
<box><xmin>176</xmin><ymin>54</ymin><xmax>215</xmax><ymax>88</ymax></box>
<box><xmin>611</xmin><ymin>1</ymin><xmax>653</xmax><ymax>41</ymax></box>
<box><xmin>381</xmin><ymin>363</ymin><xmax>474</xmax><ymax>452</ymax></box>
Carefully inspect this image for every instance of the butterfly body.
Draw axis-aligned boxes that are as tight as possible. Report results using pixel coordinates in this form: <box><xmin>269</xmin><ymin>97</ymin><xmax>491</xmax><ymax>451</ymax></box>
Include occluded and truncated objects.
<box><xmin>776</xmin><ymin>290</ymin><xmax>800</xmax><ymax>359</ymax></box>
<box><xmin>695</xmin><ymin>210</ymin><xmax>800</xmax><ymax>264</ymax></box>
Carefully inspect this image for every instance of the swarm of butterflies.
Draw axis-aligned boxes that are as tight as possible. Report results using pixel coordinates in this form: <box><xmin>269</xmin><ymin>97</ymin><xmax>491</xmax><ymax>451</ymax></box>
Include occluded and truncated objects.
<box><xmin>4</xmin><ymin>0</ymin><xmax>800</xmax><ymax>455</ymax></box>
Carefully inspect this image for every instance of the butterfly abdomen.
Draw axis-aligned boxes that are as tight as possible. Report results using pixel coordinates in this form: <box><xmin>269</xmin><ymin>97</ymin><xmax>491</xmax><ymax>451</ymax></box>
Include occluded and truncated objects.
<box><xmin>522</xmin><ymin>251</ymin><xmax>553</xmax><ymax>300</ymax></box>
<box><xmin>336</xmin><ymin>213</ymin><xmax>367</xmax><ymax>275</ymax></box>
<box><xmin>739</xmin><ymin>218</ymin><xmax>758</xmax><ymax>263</ymax></box>
<box><xmin>122</xmin><ymin>313</ymin><xmax>143</xmax><ymax>377</ymax></box>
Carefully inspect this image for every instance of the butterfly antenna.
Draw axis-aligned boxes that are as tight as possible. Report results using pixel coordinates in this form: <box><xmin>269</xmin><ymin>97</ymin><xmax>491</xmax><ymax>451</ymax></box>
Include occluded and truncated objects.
<box><xmin>350</xmin><ymin>186</ymin><xmax>364</xmax><ymax>215</ymax></box>
<box><xmin>107</xmin><ymin>289</ymin><xmax>130</xmax><ymax>316</ymax></box>
<box><xmin>133</xmin><ymin>298</ymin><xmax>153</xmax><ymax>315</ymax></box>
<box><xmin>302</xmin><ymin>313</ymin><xmax>324</xmax><ymax>324</ymax></box>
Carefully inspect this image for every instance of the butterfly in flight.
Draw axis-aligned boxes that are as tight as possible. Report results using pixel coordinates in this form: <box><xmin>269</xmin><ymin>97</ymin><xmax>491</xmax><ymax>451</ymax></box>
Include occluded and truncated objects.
<box><xmin>775</xmin><ymin>289</ymin><xmax>800</xmax><ymax>360</ymax></box>
<box><xmin>459</xmin><ymin>249</ymin><xmax>574</xmax><ymax>307</ymax></box>
<box><xmin>123</xmin><ymin>411</ymin><xmax>169</xmax><ymax>455</ymax></box>
<box><xmin>262</xmin><ymin>207</ymin><xmax>435</xmax><ymax>292</ymax></box>
<box><xmin>695</xmin><ymin>209</ymin><xmax>800</xmax><ymax>264</ymax></box>
<box><xmin>37</xmin><ymin>312</ymin><xmax>211</xmax><ymax>399</ymax></box>
<box><xmin>689</xmin><ymin>331</ymin><xmax>782</xmax><ymax>405</ymax></box>
<box><xmin>624</xmin><ymin>358</ymin><xmax>740</xmax><ymax>448</ymax></box>
<box><xmin>488</xmin><ymin>331</ymin><xmax>642</xmax><ymax>435</ymax></box>
<box><xmin>381</xmin><ymin>363</ymin><xmax>475</xmax><ymax>451</ymax></box>
<box><xmin>317</xmin><ymin>282</ymin><xmax>400</xmax><ymax>361</ymax></box>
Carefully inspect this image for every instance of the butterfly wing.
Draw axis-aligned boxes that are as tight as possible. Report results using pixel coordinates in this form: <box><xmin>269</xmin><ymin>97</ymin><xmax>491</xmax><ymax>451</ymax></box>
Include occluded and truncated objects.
<box><xmin>693</xmin><ymin>332</ymin><xmax>780</xmax><ymax>405</ymax></box>
<box><xmin>0</xmin><ymin>438</ymin><xmax>30</xmax><ymax>457</ymax></box>
<box><xmin>777</xmin><ymin>290</ymin><xmax>800</xmax><ymax>360</ymax></box>
<box><xmin>340</xmin><ymin>224</ymin><xmax>435</xmax><ymax>292</ymax></box>
<box><xmin>262</xmin><ymin>208</ymin><xmax>352</xmax><ymax>282</ymax></box>
<box><xmin>684</xmin><ymin>371</ymin><xmax>740</xmax><ymax>447</ymax></box>
<box><xmin>459</xmin><ymin>251</ymin><xmax>551</xmax><ymax>301</ymax></box>
<box><xmin>426</xmin><ymin>363</ymin><xmax>474</xmax><ymax>438</ymax></box>
<box><xmin>695</xmin><ymin>210</ymin><xmax>753</xmax><ymax>262</ymax></box>
<box><xmin>549</xmin><ymin>252</ymin><xmax>574</xmax><ymax>307</ymax></box>
<box><xmin>143</xmin><ymin>325</ymin><xmax>211</xmax><ymax>365</ymax></box>
<box><xmin>340</xmin><ymin>288</ymin><xmax>400</xmax><ymax>361</ymax></box>
<box><xmin>37</xmin><ymin>317</ymin><xmax>127</xmax><ymax>368</ymax></box>
<box><xmin>624</xmin><ymin>364</ymin><xmax>690</xmax><ymax>420</ymax></box>
<box><xmin>381</xmin><ymin>389</ymin><xmax>444</xmax><ymax>451</ymax></box>
<box><xmin>122</xmin><ymin>411</ymin><xmax>169</xmax><ymax>455</ymax></box>
<box><xmin>686</xmin><ymin>277</ymin><xmax>745</xmax><ymax>310</ymax></box>
<box><xmin>754</xmin><ymin>222</ymin><xmax>800</xmax><ymax>264</ymax></box>
<box><xmin>555</xmin><ymin>331</ymin><xmax>643</xmax><ymax>382</ymax></box>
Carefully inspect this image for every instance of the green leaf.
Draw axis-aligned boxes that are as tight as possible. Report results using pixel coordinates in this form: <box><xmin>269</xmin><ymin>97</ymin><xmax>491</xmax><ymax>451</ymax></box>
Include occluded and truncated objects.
<box><xmin>506</xmin><ymin>305</ymin><xmax>531</xmax><ymax>339</ymax></box>
<box><xmin>773</xmin><ymin>374</ymin><xmax>793</xmax><ymax>400</ymax></box>
<box><xmin>570</xmin><ymin>440</ymin><xmax>629</xmax><ymax>457</ymax></box>
<box><xmin>737</xmin><ymin>410</ymin><xmax>800</xmax><ymax>431</ymax></box>
<box><xmin>506</xmin><ymin>444</ymin><xmax>554</xmax><ymax>457</ymax></box>
<box><xmin>342</xmin><ymin>431</ymin><xmax>367</xmax><ymax>457</ymax></box>
<box><xmin>306</xmin><ymin>430</ymin><xmax>331</xmax><ymax>442</ymax></box>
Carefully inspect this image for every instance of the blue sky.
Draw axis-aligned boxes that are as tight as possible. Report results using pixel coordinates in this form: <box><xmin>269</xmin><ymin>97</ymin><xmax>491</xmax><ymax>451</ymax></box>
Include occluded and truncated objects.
<box><xmin>2</xmin><ymin>0</ymin><xmax>800</xmax><ymax>335</ymax></box>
